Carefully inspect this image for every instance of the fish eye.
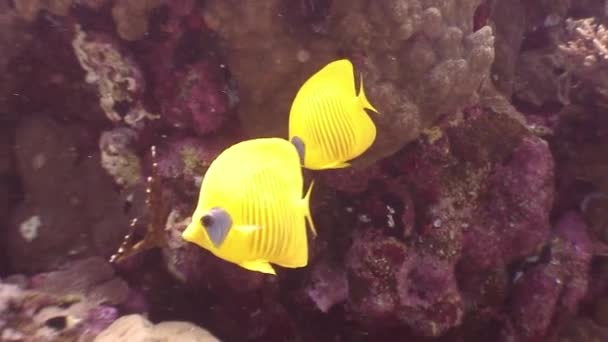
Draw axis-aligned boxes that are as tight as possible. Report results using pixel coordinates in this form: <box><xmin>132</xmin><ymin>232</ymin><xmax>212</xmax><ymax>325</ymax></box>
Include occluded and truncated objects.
<box><xmin>201</xmin><ymin>214</ymin><xmax>214</xmax><ymax>227</ymax></box>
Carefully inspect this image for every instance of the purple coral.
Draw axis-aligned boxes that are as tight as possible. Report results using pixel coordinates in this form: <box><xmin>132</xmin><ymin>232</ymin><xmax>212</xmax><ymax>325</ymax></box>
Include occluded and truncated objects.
<box><xmin>160</xmin><ymin>61</ymin><xmax>231</xmax><ymax>135</ymax></box>
<box><xmin>504</xmin><ymin>211</ymin><xmax>593</xmax><ymax>341</ymax></box>
<box><xmin>304</xmin><ymin>259</ymin><xmax>349</xmax><ymax>313</ymax></box>
<box><xmin>344</xmin><ymin>228</ymin><xmax>463</xmax><ymax>337</ymax></box>
<box><xmin>462</xmin><ymin>136</ymin><xmax>555</xmax><ymax>272</ymax></box>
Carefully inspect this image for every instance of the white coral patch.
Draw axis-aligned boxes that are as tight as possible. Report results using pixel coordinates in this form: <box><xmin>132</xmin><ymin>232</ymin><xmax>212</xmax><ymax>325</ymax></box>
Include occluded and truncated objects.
<box><xmin>19</xmin><ymin>216</ymin><xmax>41</xmax><ymax>242</ymax></box>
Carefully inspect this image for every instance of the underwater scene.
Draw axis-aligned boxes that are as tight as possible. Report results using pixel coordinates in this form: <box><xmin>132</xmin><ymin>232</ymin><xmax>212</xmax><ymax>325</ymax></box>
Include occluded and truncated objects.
<box><xmin>1</xmin><ymin>0</ymin><xmax>608</xmax><ymax>341</ymax></box>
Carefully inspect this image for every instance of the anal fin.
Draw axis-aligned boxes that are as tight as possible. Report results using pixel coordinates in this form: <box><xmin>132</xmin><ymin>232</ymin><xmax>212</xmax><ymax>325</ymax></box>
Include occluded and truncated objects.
<box><xmin>322</xmin><ymin>161</ymin><xmax>351</xmax><ymax>169</ymax></box>
<box><xmin>240</xmin><ymin>260</ymin><xmax>276</xmax><ymax>275</ymax></box>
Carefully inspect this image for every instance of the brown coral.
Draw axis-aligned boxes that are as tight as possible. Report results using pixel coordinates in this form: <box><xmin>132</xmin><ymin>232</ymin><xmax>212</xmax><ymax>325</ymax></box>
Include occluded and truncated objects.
<box><xmin>203</xmin><ymin>0</ymin><xmax>495</xmax><ymax>167</ymax></box>
<box><xmin>111</xmin><ymin>0</ymin><xmax>164</xmax><ymax>41</ymax></box>
<box><xmin>14</xmin><ymin>0</ymin><xmax>73</xmax><ymax>22</ymax></box>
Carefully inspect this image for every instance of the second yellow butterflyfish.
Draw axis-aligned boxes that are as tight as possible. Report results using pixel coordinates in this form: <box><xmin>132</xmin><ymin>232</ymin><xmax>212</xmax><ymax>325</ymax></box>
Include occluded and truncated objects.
<box><xmin>288</xmin><ymin>59</ymin><xmax>379</xmax><ymax>170</ymax></box>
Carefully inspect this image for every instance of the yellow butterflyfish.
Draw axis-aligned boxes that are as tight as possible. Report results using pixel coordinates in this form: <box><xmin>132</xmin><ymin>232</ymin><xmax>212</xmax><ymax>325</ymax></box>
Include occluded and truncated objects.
<box><xmin>288</xmin><ymin>59</ymin><xmax>379</xmax><ymax>170</ymax></box>
<box><xmin>182</xmin><ymin>138</ymin><xmax>317</xmax><ymax>275</ymax></box>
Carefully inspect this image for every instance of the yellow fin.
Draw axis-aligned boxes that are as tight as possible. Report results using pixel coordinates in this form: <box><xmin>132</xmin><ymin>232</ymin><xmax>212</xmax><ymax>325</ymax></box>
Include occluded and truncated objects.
<box><xmin>306</xmin><ymin>59</ymin><xmax>356</xmax><ymax>97</ymax></box>
<box><xmin>358</xmin><ymin>73</ymin><xmax>378</xmax><ymax>113</ymax></box>
<box><xmin>240</xmin><ymin>260</ymin><xmax>276</xmax><ymax>275</ymax></box>
<box><xmin>274</xmin><ymin>252</ymin><xmax>308</xmax><ymax>268</ymax></box>
<box><xmin>302</xmin><ymin>180</ymin><xmax>317</xmax><ymax>237</ymax></box>
<box><xmin>320</xmin><ymin>161</ymin><xmax>351</xmax><ymax>169</ymax></box>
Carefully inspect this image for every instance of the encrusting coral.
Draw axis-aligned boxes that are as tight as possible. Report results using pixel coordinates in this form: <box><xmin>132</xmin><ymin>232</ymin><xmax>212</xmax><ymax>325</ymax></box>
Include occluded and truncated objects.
<box><xmin>72</xmin><ymin>25</ymin><xmax>158</xmax><ymax>129</ymax></box>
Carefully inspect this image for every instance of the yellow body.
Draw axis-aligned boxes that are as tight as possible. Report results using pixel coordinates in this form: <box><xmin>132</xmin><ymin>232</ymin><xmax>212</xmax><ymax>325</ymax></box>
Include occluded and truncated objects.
<box><xmin>288</xmin><ymin>59</ymin><xmax>379</xmax><ymax>170</ymax></box>
<box><xmin>182</xmin><ymin>138</ymin><xmax>316</xmax><ymax>275</ymax></box>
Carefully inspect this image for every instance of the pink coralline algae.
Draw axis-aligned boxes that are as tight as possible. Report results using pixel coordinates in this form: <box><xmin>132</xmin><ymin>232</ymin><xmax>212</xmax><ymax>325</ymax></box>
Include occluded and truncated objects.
<box><xmin>502</xmin><ymin>211</ymin><xmax>593</xmax><ymax>342</ymax></box>
<box><xmin>160</xmin><ymin>61</ymin><xmax>231</xmax><ymax>135</ymax></box>
<box><xmin>461</xmin><ymin>136</ymin><xmax>555</xmax><ymax>272</ymax></box>
<box><xmin>304</xmin><ymin>107</ymin><xmax>555</xmax><ymax>338</ymax></box>
<box><xmin>304</xmin><ymin>259</ymin><xmax>349</xmax><ymax>314</ymax></box>
<box><xmin>345</xmin><ymin>229</ymin><xmax>463</xmax><ymax>337</ymax></box>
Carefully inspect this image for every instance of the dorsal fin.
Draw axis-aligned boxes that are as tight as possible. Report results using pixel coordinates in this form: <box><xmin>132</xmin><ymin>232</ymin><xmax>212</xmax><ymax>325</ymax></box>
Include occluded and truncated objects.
<box><xmin>358</xmin><ymin>73</ymin><xmax>379</xmax><ymax>113</ymax></box>
<box><xmin>301</xmin><ymin>59</ymin><xmax>357</xmax><ymax>97</ymax></box>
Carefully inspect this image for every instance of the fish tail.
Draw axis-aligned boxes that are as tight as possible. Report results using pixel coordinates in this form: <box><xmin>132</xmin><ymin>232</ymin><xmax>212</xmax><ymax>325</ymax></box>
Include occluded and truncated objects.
<box><xmin>358</xmin><ymin>73</ymin><xmax>379</xmax><ymax>114</ymax></box>
<box><xmin>302</xmin><ymin>180</ymin><xmax>317</xmax><ymax>237</ymax></box>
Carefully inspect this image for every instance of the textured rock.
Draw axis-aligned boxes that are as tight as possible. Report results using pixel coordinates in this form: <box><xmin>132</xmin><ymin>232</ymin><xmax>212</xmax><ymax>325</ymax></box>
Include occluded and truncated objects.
<box><xmin>160</xmin><ymin>61</ymin><xmax>231</xmax><ymax>135</ymax></box>
<box><xmin>0</xmin><ymin>1</ymin><xmax>28</xmax><ymax>74</ymax></box>
<box><xmin>504</xmin><ymin>212</ymin><xmax>593</xmax><ymax>342</ymax></box>
<box><xmin>72</xmin><ymin>25</ymin><xmax>158</xmax><ymax>128</ymax></box>
<box><xmin>99</xmin><ymin>127</ymin><xmax>142</xmax><ymax>187</ymax></box>
<box><xmin>345</xmin><ymin>229</ymin><xmax>464</xmax><ymax>337</ymax></box>
<box><xmin>94</xmin><ymin>314</ymin><xmax>220</xmax><ymax>342</ymax></box>
<box><xmin>203</xmin><ymin>0</ymin><xmax>336</xmax><ymax>140</ymax></box>
<box><xmin>14</xmin><ymin>0</ymin><xmax>72</xmax><ymax>22</ymax></box>
<box><xmin>7</xmin><ymin>117</ymin><xmax>142</xmax><ymax>273</ymax></box>
<box><xmin>304</xmin><ymin>259</ymin><xmax>349</xmax><ymax>313</ymax></box>
<box><xmin>112</xmin><ymin>0</ymin><xmax>164</xmax><ymax>41</ymax></box>
<box><xmin>0</xmin><ymin>258</ymin><xmax>133</xmax><ymax>342</ymax></box>
<box><xmin>461</xmin><ymin>136</ymin><xmax>554</xmax><ymax>272</ymax></box>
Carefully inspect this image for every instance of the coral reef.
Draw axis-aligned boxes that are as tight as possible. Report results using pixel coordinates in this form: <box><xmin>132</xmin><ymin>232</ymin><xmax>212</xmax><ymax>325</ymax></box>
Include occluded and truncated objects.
<box><xmin>2</xmin><ymin>0</ymin><xmax>608</xmax><ymax>341</ymax></box>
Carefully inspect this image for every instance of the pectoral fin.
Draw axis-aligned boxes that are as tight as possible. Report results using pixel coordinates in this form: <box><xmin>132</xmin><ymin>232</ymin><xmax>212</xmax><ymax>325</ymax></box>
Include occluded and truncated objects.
<box><xmin>240</xmin><ymin>260</ymin><xmax>276</xmax><ymax>275</ymax></box>
<box><xmin>234</xmin><ymin>225</ymin><xmax>262</xmax><ymax>234</ymax></box>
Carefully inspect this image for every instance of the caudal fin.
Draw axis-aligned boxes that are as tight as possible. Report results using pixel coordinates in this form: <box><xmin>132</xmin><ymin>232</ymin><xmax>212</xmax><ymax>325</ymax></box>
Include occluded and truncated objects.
<box><xmin>302</xmin><ymin>180</ymin><xmax>317</xmax><ymax>237</ymax></box>
<box><xmin>358</xmin><ymin>73</ymin><xmax>379</xmax><ymax>114</ymax></box>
